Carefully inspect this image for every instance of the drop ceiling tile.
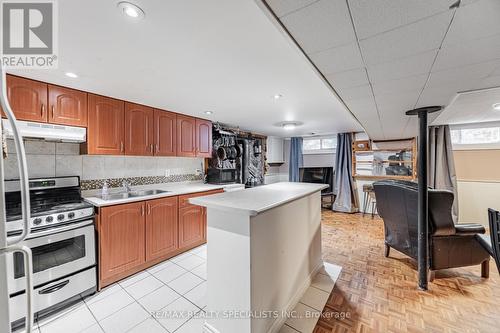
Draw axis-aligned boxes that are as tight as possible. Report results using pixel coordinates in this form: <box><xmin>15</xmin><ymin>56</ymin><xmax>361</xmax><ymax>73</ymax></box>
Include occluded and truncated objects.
<box><xmin>434</xmin><ymin>33</ymin><xmax>500</xmax><ymax>71</ymax></box>
<box><xmin>367</xmin><ymin>49</ymin><xmax>438</xmax><ymax>83</ymax></box>
<box><xmin>417</xmin><ymin>86</ymin><xmax>458</xmax><ymax>107</ymax></box>
<box><xmin>326</xmin><ymin>68</ymin><xmax>368</xmax><ymax>89</ymax></box>
<box><xmin>360</xmin><ymin>11</ymin><xmax>452</xmax><ymax>66</ymax></box>
<box><xmin>347</xmin><ymin>0</ymin><xmax>450</xmax><ymax>39</ymax></box>
<box><xmin>309</xmin><ymin>43</ymin><xmax>363</xmax><ymax>75</ymax></box>
<box><xmin>372</xmin><ymin>74</ymin><xmax>428</xmax><ymax>95</ymax></box>
<box><xmin>345</xmin><ymin>97</ymin><xmax>385</xmax><ymax>139</ymax></box>
<box><xmin>266</xmin><ymin>0</ymin><xmax>319</xmax><ymax>18</ymax></box>
<box><xmin>337</xmin><ymin>84</ymin><xmax>372</xmax><ymax>101</ymax></box>
<box><xmin>444</xmin><ymin>0</ymin><xmax>500</xmax><ymax>47</ymax></box>
<box><xmin>280</xmin><ymin>0</ymin><xmax>356</xmax><ymax>54</ymax></box>
<box><xmin>426</xmin><ymin>59</ymin><xmax>500</xmax><ymax>91</ymax></box>
<box><xmin>480</xmin><ymin>75</ymin><xmax>500</xmax><ymax>89</ymax></box>
<box><xmin>375</xmin><ymin>90</ymin><xmax>420</xmax><ymax>113</ymax></box>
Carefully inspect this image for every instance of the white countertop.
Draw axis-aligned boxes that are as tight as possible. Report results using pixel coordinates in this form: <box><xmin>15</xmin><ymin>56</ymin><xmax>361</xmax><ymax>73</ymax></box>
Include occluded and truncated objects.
<box><xmin>189</xmin><ymin>182</ymin><xmax>328</xmax><ymax>216</ymax></box>
<box><xmin>83</xmin><ymin>182</ymin><xmax>245</xmax><ymax>207</ymax></box>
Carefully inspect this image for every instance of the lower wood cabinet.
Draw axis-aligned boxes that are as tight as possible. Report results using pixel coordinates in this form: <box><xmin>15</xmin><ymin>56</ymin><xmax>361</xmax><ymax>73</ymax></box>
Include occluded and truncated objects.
<box><xmin>99</xmin><ymin>201</ymin><xmax>145</xmax><ymax>283</ymax></box>
<box><xmin>146</xmin><ymin>196</ymin><xmax>178</xmax><ymax>261</ymax></box>
<box><xmin>178</xmin><ymin>205</ymin><xmax>205</xmax><ymax>249</ymax></box>
<box><xmin>97</xmin><ymin>189</ymin><xmax>223</xmax><ymax>288</ymax></box>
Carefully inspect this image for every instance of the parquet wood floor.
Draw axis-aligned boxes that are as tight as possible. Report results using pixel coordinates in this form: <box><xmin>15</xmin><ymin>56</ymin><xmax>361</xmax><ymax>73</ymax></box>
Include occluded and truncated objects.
<box><xmin>315</xmin><ymin>211</ymin><xmax>500</xmax><ymax>333</ymax></box>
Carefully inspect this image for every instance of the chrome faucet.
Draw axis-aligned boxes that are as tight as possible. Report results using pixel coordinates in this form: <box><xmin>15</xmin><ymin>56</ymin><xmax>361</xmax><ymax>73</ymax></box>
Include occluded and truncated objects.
<box><xmin>122</xmin><ymin>180</ymin><xmax>131</xmax><ymax>193</ymax></box>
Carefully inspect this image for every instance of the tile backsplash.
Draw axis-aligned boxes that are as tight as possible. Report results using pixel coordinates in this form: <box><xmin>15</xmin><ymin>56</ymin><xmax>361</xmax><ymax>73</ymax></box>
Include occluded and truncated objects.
<box><xmin>4</xmin><ymin>139</ymin><xmax>204</xmax><ymax>182</ymax></box>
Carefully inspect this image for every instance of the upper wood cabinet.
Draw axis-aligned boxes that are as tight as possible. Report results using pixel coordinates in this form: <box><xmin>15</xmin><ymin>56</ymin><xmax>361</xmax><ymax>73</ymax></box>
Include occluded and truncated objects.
<box><xmin>196</xmin><ymin>118</ymin><xmax>212</xmax><ymax>158</ymax></box>
<box><xmin>176</xmin><ymin>115</ymin><xmax>196</xmax><ymax>157</ymax></box>
<box><xmin>48</xmin><ymin>85</ymin><xmax>88</xmax><ymax>127</ymax></box>
<box><xmin>154</xmin><ymin>109</ymin><xmax>176</xmax><ymax>156</ymax></box>
<box><xmin>4</xmin><ymin>75</ymin><xmax>47</xmax><ymax>122</ymax></box>
<box><xmin>146</xmin><ymin>196</ymin><xmax>178</xmax><ymax>261</ymax></box>
<box><xmin>99</xmin><ymin>201</ymin><xmax>146</xmax><ymax>282</ymax></box>
<box><xmin>87</xmin><ymin>94</ymin><xmax>125</xmax><ymax>155</ymax></box>
<box><xmin>125</xmin><ymin>102</ymin><xmax>154</xmax><ymax>156</ymax></box>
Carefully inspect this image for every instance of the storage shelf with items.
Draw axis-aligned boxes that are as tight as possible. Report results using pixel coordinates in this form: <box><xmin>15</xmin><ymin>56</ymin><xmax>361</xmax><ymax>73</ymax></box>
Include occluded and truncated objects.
<box><xmin>352</xmin><ymin>138</ymin><xmax>417</xmax><ymax>180</ymax></box>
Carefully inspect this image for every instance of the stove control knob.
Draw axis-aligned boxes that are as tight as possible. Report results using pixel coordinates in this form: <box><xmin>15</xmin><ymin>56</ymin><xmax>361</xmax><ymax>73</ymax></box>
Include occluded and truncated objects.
<box><xmin>33</xmin><ymin>218</ymin><xmax>42</xmax><ymax>225</ymax></box>
<box><xmin>57</xmin><ymin>214</ymin><xmax>65</xmax><ymax>221</ymax></box>
<box><xmin>46</xmin><ymin>216</ymin><xmax>53</xmax><ymax>223</ymax></box>
<box><xmin>67</xmin><ymin>212</ymin><xmax>75</xmax><ymax>219</ymax></box>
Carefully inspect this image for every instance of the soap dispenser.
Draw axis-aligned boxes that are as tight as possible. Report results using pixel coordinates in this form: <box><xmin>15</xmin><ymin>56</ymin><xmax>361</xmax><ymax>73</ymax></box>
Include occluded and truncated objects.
<box><xmin>101</xmin><ymin>179</ymin><xmax>109</xmax><ymax>198</ymax></box>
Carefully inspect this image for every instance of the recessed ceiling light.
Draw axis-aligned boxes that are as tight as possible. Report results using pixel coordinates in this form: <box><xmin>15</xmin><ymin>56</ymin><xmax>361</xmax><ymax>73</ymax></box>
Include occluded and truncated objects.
<box><xmin>493</xmin><ymin>103</ymin><xmax>500</xmax><ymax>111</ymax></box>
<box><xmin>273</xmin><ymin>94</ymin><xmax>283</xmax><ymax>100</ymax></box>
<box><xmin>65</xmin><ymin>72</ymin><xmax>78</xmax><ymax>78</ymax></box>
<box><xmin>282</xmin><ymin>123</ymin><xmax>296</xmax><ymax>130</ymax></box>
<box><xmin>204</xmin><ymin>111</ymin><xmax>213</xmax><ymax>115</ymax></box>
<box><xmin>117</xmin><ymin>2</ymin><xmax>145</xmax><ymax>20</ymax></box>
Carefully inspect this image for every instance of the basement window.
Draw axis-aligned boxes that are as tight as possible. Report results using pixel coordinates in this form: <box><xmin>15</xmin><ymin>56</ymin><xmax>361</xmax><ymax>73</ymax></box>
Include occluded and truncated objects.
<box><xmin>303</xmin><ymin>136</ymin><xmax>337</xmax><ymax>154</ymax></box>
<box><xmin>450</xmin><ymin>122</ymin><xmax>500</xmax><ymax>150</ymax></box>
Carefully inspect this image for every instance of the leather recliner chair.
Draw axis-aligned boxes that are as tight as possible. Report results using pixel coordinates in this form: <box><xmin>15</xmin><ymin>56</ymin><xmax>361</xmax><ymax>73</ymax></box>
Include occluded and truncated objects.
<box><xmin>373</xmin><ymin>179</ymin><xmax>490</xmax><ymax>280</ymax></box>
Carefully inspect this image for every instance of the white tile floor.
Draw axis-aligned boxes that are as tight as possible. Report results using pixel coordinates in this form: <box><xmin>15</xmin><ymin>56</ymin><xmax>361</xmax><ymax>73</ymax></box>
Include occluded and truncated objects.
<box><xmin>24</xmin><ymin>245</ymin><xmax>341</xmax><ymax>333</ymax></box>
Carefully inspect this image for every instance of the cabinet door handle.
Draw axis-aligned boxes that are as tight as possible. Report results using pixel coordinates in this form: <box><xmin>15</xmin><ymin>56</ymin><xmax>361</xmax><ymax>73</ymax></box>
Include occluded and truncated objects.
<box><xmin>120</xmin><ymin>141</ymin><xmax>124</xmax><ymax>153</ymax></box>
<box><xmin>41</xmin><ymin>104</ymin><xmax>45</xmax><ymax>117</ymax></box>
<box><xmin>150</xmin><ymin>144</ymin><xmax>153</xmax><ymax>153</ymax></box>
<box><xmin>147</xmin><ymin>204</ymin><xmax>151</xmax><ymax>215</ymax></box>
<box><xmin>155</xmin><ymin>144</ymin><xmax>159</xmax><ymax>152</ymax></box>
<box><xmin>141</xmin><ymin>205</ymin><xmax>145</xmax><ymax>216</ymax></box>
<box><xmin>51</xmin><ymin>105</ymin><xmax>55</xmax><ymax>119</ymax></box>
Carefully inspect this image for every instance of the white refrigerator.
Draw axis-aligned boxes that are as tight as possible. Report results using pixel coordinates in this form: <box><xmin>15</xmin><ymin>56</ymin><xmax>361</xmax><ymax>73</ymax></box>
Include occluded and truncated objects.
<box><xmin>0</xmin><ymin>66</ymin><xmax>35</xmax><ymax>332</ymax></box>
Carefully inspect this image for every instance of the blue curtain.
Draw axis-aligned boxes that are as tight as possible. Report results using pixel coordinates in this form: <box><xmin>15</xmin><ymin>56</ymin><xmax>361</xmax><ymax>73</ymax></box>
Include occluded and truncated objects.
<box><xmin>332</xmin><ymin>133</ymin><xmax>358</xmax><ymax>212</ymax></box>
<box><xmin>289</xmin><ymin>137</ymin><xmax>303</xmax><ymax>182</ymax></box>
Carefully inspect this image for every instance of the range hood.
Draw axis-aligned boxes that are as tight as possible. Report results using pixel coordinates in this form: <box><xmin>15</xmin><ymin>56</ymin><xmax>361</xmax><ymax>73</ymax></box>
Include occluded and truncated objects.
<box><xmin>2</xmin><ymin>119</ymin><xmax>86</xmax><ymax>143</ymax></box>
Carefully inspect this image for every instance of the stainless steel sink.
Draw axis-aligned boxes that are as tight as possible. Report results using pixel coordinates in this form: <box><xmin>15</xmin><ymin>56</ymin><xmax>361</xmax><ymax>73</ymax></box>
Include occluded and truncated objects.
<box><xmin>98</xmin><ymin>189</ymin><xmax>169</xmax><ymax>200</ymax></box>
<box><xmin>129</xmin><ymin>189</ymin><xmax>169</xmax><ymax>197</ymax></box>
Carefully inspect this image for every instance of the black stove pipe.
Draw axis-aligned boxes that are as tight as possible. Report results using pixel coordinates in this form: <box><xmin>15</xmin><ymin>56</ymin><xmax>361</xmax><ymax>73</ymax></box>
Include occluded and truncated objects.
<box><xmin>405</xmin><ymin>106</ymin><xmax>442</xmax><ymax>290</ymax></box>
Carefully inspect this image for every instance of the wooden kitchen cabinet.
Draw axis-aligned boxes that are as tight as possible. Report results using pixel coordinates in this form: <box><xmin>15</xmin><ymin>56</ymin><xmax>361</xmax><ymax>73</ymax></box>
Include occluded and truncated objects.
<box><xmin>178</xmin><ymin>205</ymin><xmax>205</xmax><ymax>249</ymax></box>
<box><xmin>125</xmin><ymin>102</ymin><xmax>154</xmax><ymax>156</ymax></box>
<box><xmin>176</xmin><ymin>114</ymin><xmax>196</xmax><ymax>157</ymax></box>
<box><xmin>48</xmin><ymin>85</ymin><xmax>88</xmax><ymax>127</ymax></box>
<box><xmin>3</xmin><ymin>75</ymin><xmax>47</xmax><ymax>122</ymax></box>
<box><xmin>99</xmin><ymin>201</ymin><xmax>146</xmax><ymax>283</ymax></box>
<box><xmin>86</xmin><ymin>94</ymin><xmax>125</xmax><ymax>155</ymax></box>
<box><xmin>178</xmin><ymin>189</ymin><xmax>223</xmax><ymax>249</ymax></box>
<box><xmin>154</xmin><ymin>109</ymin><xmax>177</xmax><ymax>156</ymax></box>
<box><xmin>146</xmin><ymin>196</ymin><xmax>178</xmax><ymax>261</ymax></box>
<box><xmin>196</xmin><ymin>118</ymin><xmax>212</xmax><ymax>158</ymax></box>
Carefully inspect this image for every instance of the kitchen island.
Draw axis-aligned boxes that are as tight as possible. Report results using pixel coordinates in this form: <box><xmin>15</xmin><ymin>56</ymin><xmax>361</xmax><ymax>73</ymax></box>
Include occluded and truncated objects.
<box><xmin>190</xmin><ymin>182</ymin><xmax>328</xmax><ymax>333</ymax></box>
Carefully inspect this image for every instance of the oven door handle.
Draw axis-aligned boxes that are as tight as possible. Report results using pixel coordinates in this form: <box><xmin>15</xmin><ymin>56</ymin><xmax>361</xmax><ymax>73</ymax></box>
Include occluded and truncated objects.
<box><xmin>38</xmin><ymin>280</ymin><xmax>70</xmax><ymax>295</ymax></box>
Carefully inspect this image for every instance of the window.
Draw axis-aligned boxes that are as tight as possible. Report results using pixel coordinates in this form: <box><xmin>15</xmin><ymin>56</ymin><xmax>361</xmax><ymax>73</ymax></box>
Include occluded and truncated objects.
<box><xmin>303</xmin><ymin>136</ymin><xmax>337</xmax><ymax>154</ymax></box>
<box><xmin>450</xmin><ymin>122</ymin><xmax>500</xmax><ymax>150</ymax></box>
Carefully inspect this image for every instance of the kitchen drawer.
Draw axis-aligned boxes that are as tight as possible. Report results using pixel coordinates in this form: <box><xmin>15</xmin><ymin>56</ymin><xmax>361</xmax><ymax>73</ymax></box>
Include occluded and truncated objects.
<box><xmin>179</xmin><ymin>189</ymin><xmax>224</xmax><ymax>208</ymax></box>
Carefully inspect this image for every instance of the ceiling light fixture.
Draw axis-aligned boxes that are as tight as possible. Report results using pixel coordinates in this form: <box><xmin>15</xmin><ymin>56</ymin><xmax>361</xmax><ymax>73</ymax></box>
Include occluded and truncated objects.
<box><xmin>282</xmin><ymin>123</ymin><xmax>296</xmax><ymax>130</ymax></box>
<box><xmin>273</xmin><ymin>94</ymin><xmax>283</xmax><ymax>100</ymax></box>
<box><xmin>493</xmin><ymin>103</ymin><xmax>500</xmax><ymax>111</ymax></box>
<box><xmin>65</xmin><ymin>72</ymin><xmax>78</xmax><ymax>78</ymax></box>
<box><xmin>117</xmin><ymin>2</ymin><xmax>145</xmax><ymax>20</ymax></box>
<box><xmin>204</xmin><ymin>111</ymin><xmax>213</xmax><ymax>115</ymax></box>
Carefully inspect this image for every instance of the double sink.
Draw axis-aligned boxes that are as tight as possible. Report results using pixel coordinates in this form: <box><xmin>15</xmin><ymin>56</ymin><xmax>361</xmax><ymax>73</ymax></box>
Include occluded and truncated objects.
<box><xmin>98</xmin><ymin>189</ymin><xmax>170</xmax><ymax>201</ymax></box>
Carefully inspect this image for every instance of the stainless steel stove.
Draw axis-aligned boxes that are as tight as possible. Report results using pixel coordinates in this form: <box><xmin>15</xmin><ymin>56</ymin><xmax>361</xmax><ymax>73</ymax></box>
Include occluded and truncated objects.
<box><xmin>4</xmin><ymin>176</ymin><xmax>97</xmax><ymax>329</ymax></box>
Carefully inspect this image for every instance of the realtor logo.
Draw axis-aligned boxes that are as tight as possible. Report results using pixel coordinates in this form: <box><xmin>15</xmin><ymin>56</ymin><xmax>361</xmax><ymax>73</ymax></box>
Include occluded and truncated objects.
<box><xmin>1</xmin><ymin>0</ymin><xmax>58</xmax><ymax>68</ymax></box>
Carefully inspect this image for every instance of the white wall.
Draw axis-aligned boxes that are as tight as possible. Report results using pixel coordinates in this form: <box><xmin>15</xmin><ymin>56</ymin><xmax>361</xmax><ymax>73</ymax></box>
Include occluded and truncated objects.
<box><xmin>457</xmin><ymin>180</ymin><xmax>500</xmax><ymax>226</ymax></box>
